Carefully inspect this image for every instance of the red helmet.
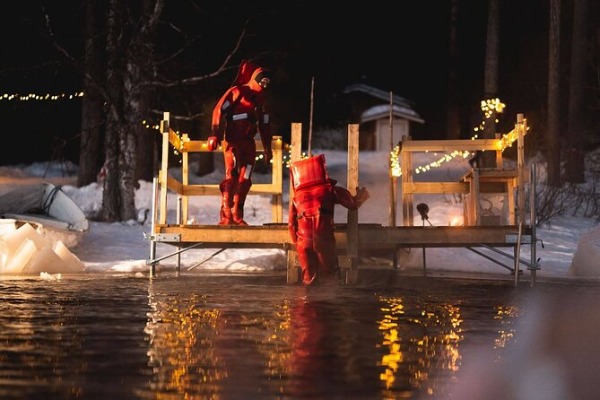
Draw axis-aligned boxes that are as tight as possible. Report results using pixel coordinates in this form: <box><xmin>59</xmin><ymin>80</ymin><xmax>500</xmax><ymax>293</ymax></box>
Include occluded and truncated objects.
<box><xmin>290</xmin><ymin>154</ymin><xmax>333</xmax><ymax>191</ymax></box>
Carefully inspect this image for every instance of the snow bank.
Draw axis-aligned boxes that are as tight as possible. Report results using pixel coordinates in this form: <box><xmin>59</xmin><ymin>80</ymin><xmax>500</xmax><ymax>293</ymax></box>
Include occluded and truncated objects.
<box><xmin>567</xmin><ymin>226</ymin><xmax>600</xmax><ymax>277</ymax></box>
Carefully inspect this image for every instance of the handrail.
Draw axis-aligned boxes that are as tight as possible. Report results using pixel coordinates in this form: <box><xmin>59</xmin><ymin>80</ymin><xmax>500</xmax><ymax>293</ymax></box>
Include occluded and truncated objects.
<box><xmin>155</xmin><ymin>112</ymin><xmax>284</xmax><ymax>226</ymax></box>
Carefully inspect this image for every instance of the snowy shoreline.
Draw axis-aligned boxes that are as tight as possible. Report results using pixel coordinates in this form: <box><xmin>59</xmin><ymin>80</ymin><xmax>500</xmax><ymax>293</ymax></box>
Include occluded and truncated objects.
<box><xmin>1</xmin><ymin>150</ymin><xmax>599</xmax><ymax>281</ymax></box>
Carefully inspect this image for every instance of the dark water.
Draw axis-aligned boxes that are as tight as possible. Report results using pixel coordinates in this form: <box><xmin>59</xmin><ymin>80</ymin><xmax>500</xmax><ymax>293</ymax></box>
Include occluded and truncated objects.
<box><xmin>0</xmin><ymin>271</ymin><xmax>598</xmax><ymax>400</ymax></box>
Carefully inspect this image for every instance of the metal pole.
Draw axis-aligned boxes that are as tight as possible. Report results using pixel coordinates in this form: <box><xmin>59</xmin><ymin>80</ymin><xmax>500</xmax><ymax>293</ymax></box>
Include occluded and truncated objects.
<box><xmin>149</xmin><ymin>177</ymin><xmax>159</xmax><ymax>277</ymax></box>
<box><xmin>389</xmin><ymin>91</ymin><xmax>396</xmax><ymax>227</ymax></box>
<box><xmin>176</xmin><ymin>196</ymin><xmax>182</xmax><ymax>276</ymax></box>
<box><xmin>421</xmin><ymin>219</ymin><xmax>427</xmax><ymax>275</ymax></box>
<box><xmin>308</xmin><ymin>76</ymin><xmax>315</xmax><ymax>156</ymax></box>
<box><xmin>530</xmin><ymin>164</ymin><xmax>538</xmax><ymax>286</ymax></box>
<box><xmin>514</xmin><ymin>222</ymin><xmax>522</xmax><ymax>287</ymax></box>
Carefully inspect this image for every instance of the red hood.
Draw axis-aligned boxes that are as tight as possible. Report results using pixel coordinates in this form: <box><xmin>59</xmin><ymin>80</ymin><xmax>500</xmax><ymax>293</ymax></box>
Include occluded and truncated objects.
<box><xmin>233</xmin><ymin>60</ymin><xmax>259</xmax><ymax>86</ymax></box>
<box><xmin>248</xmin><ymin>67</ymin><xmax>269</xmax><ymax>92</ymax></box>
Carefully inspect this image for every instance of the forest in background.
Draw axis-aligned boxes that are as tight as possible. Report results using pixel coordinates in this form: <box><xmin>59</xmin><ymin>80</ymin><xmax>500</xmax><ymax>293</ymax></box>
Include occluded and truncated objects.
<box><xmin>0</xmin><ymin>0</ymin><xmax>597</xmax><ymax>221</ymax></box>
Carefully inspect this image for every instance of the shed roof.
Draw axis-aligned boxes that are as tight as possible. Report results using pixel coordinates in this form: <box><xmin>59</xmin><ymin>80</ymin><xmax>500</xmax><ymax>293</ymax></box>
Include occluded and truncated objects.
<box><xmin>343</xmin><ymin>83</ymin><xmax>424</xmax><ymax>124</ymax></box>
<box><xmin>361</xmin><ymin>104</ymin><xmax>425</xmax><ymax>124</ymax></box>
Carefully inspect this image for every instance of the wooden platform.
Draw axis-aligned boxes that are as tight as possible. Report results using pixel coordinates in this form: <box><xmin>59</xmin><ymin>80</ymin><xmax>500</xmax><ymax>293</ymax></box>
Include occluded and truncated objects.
<box><xmin>148</xmin><ymin>113</ymin><xmax>538</xmax><ymax>285</ymax></box>
<box><xmin>151</xmin><ymin>222</ymin><xmax>535</xmax><ymax>284</ymax></box>
<box><xmin>152</xmin><ymin>223</ymin><xmax>531</xmax><ymax>249</ymax></box>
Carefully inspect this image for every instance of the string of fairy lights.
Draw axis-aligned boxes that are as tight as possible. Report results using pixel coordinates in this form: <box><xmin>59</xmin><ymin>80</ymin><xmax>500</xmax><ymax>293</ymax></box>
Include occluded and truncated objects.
<box><xmin>0</xmin><ymin>91</ymin><xmax>84</xmax><ymax>101</ymax></box>
<box><xmin>2</xmin><ymin>90</ymin><xmax>286</xmax><ymax>164</ymax></box>
<box><xmin>389</xmin><ymin>97</ymin><xmax>510</xmax><ymax>178</ymax></box>
<box><xmin>3</xmin><ymin>91</ymin><xmax>521</xmax><ymax>173</ymax></box>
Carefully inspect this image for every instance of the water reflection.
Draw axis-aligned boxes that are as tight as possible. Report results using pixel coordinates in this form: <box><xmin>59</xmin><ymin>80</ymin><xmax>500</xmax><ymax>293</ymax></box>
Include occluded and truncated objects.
<box><xmin>377</xmin><ymin>296</ymin><xmax>464</xmax><ymax>396</ymax></box>
<box><xmin>0</xmin><ymin>274</ymin><xmax>597</xmax><ymax>399</ymax></box>
<box><xmin>140</xmin><ymin>275</ymin><xmax>528</xmax><ymax>399</ymax></box>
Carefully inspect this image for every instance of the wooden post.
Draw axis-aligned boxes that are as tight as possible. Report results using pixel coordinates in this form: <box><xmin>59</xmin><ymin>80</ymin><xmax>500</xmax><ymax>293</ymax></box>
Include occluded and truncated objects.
<box><xmin>181</xmin><ymin>133</ymin><xmax>189</xmax><ymax>225</ymax></box>
<box><xmin>472</xmin><ymin>168</ymin><xmax>481</xmax><ymax>225</ymax></box>
<box><xmin>400</xmin><ymin>135</ymin><xmax>414</xmax><ymax>226</ymax></box>
<box><xmin>346</xmin><ymin>124</ymin><xmax>360</xmax><ymax>284</ymax></box>
<box><xmin>495</xmin><ymin>133</ymin><xmax>503</xmax><ymax>168</ymax></box>
<box><xmin>270</xmin><ymin>136</ymin><xmax>283</xmax><ymax>223</ymax></box>
<box><xmin>389</xmin><ymin>92</ymin><xmax>396</xmax><ymax>227</ymax></box>
<box><xmin>517</xmin><ymin>113</ymin><xmax>526</xmax><ymax>224</ymax></box>
<box><xmin>158</xmin><ymin>112</ymin><xmax>170</xmax><ymax>225</ymax></box>
<box><xmin>287</xmin><ymin>123</ymin><xmax>303</xmax><ymax>284</ymax></box>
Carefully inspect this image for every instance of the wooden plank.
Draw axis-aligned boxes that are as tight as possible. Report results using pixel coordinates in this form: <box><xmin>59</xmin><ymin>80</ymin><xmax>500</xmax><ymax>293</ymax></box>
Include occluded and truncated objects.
<box><xmin>157</xmin><ymin>224</ymin><xmax>291</xmax><ymax>244</ymax></box>
<box><xmin>356</xmin><ymin>225</ymin><xmax>532</xmax><ymax>247</ymax></box>
<box><xmin>270</xmin><ymin>137</ymin><xmax>284</xmax><ymax>222</ymax></box>
<box><xmin>159</xmin><ymin>113</ymin><xmax>170</xmax><ymax>225</ymax></box>
<box><xmin>182</xmin><ymin>183</ymin><xmax>280</xmax><ymax>196</ymax></box>
<box><xmin>166</xmin><ymin>175</ymin><xmax>184</xmax><ymax>195</ymax></box>
<box><xmin>153</xmin><ymin>223</ymin><xmax>531</xmax><ymax>249</ymax></box>
<box><xmin>168</xmin><ymin>128</ymin><xmax>182</xmax><ymax>150</ymax></box>
<box><xmin>158</xmin><ymin>135</ymin><xmax>284</xmax><ymax>225</ymax></box>
<box><xmin>401</xmin><ymin>136</ymin><xmax>413</xmax><ymax>226</ymax></box>
<box><xmin>183</xmin><ymin>138</ymin><xmax>272</xmax><ymax>153</ymax></box>
<box><xmin>477</xmin><ymin>169</ymin><xmax>518</xmax><ymax>178</ymax></box>
<box><xmin>287</xmin><ymin>250</ymin><xmax>299</xmax><ymax>283</ymax></box>
<box><xmin>517</xmin><ymin>114</ymin><xmax>526</xmax><ymax>224</ymax></box>
<box><xmin>287</xmin><ymin>124</ymin><xmax>303</xmax><ymax>280</ymax></box>
<box><xmin>473</xmin><ymin>169</ymin><xmax>480</xmax><ymax>225</ymax></box>
<box><xmin>402</xmin><ymin>181</ymin><xmax>470</xmax><ymax>194</ymax></box>
<box><xmin>401</xmin><ymin>138</ymin><xmax>501</xmax><ymax>152</ymax></box>
<box><xmin>347</xmin><ymin>124</ymin><xmax>360</xmax><ymax>283</ymax></box>
<box><xmin>181</xmin><ymin>133</ymin><xmax>189</xmax><ymax>224</ymax></box>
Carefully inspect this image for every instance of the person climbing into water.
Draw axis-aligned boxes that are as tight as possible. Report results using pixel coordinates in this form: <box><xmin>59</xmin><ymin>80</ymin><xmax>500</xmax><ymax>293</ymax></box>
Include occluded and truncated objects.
<box><xmin>207</xmin><ymin>60</ymin><xmax>272</xmax><ymax>225</ymax></box>
<box><xmin>288</xmin><ymin>154</ymin><xmax>370</xmax><ymax>285</ymax></box>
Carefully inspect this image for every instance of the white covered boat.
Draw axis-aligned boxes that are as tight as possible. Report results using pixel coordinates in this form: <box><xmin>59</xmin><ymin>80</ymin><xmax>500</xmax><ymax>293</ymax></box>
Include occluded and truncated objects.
<box><xmin>0</xmin><ymin>182</ymin><xmax>89</xmax><ymax>248</ymax></box>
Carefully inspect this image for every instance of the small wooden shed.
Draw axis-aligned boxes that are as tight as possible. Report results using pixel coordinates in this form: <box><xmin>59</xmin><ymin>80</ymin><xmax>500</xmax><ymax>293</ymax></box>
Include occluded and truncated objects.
<box><xmin>343</xmin><ymin>84</ymin><xmax>424</xmax><ymax>151</ymax></box>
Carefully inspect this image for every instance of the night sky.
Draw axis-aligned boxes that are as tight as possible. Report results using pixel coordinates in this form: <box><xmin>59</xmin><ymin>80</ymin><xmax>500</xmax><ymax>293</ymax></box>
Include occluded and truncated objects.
<box><xmin>0</xmin><ymin>0</ymin><xmax>580</xmax><ymax>164</ymax></box>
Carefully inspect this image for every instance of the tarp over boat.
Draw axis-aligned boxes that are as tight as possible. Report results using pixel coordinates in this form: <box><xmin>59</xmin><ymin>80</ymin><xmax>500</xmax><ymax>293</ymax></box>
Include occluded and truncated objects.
<box><xmin>0</xmin><ymin>183</ymin><xmax>89</xmax><ymax>248</ymax></box>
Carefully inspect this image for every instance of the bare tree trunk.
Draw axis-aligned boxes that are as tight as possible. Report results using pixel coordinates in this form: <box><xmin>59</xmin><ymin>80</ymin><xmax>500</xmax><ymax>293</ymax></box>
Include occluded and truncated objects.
<box><xmin>101</xmin><ymin>0</ymin><xmax>164</xmax><ymax>221</ymax></box>
<box><xmin>134</xmin><ymin>0</ymin><xmax>162</xmax><ymax>184</ymax></box>
<box><xmin>78</xmin><ymin>0</ymin><xmax>105</xmax><ymax>188</ymax></box>
<box><xmin>101</xmin><ymin>0</ymin><xmax>125</xmax><ymax>222</ymax></box>
<box><xmin>75</xmin><ymin>0</ymin><xmax>243</xmax><ymax>220</ymax></box>
<box><xmin>446</xmin><ymin>0</ymin><xmax>461</xmax><ymax>140</ymax></box>
<box><xmin>564</xmin><ymin>0</ymin><xmax>588</xmax><ymax>183</ymax></box>
<box><xmin>547</xmin><ymin>0</ymin><xmax>562</xmax><ymax>187</ymax></box>
<box><xmin>480</xmin><ymin>0</ymin><xmax>500</xmax><ymax>168</ymax></box>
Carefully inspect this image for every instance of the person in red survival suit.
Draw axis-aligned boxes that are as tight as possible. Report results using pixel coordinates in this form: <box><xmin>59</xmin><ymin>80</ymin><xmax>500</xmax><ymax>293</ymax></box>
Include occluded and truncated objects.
<box><xmin>207</xmin><ymin>60</ymin><xmax>272</xmax><ymax>225</ymax></box>
<box><xmin>288</xmin><ymin>154</ymin><xmax>370</xmax><ymax>285</ymax></box>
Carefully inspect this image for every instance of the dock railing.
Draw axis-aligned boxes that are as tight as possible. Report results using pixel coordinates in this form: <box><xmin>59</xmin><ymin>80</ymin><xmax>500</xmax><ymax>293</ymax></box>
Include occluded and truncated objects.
<box><xmin>155</xmin><ymin>112</ymin><xmax>285</xmax><ymax>227</ymax></box>
<box><xmin>399</xmin><ymin>113</ymin><xmax>528</xmax><ymax>227</ymax></box>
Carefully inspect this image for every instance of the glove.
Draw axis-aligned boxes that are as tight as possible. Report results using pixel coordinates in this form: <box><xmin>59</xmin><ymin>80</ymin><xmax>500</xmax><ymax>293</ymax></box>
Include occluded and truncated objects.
<box><xmin>264</xmin><ymin>149</ymin><xmax>273</xmax><ymax>164</ymax></box>
<box><xmin>207</xmin><ymin>136</ymin><xmax>220</xmax><ymax>151</ymax></box>
<box><xmin>354</xmin><ymin>187</ymin><xmax>370</xmax><ymax>207</ymax></box>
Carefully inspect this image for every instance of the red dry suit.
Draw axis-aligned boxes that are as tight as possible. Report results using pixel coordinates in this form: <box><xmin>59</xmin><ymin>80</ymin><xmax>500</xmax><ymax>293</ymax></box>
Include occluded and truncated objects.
<box><xmin>288</xmin><ymin>155</ymin><xmax>361</xmax><ymax>285</ymax></box>
<box><xmin>208</xmin><ymin>61</ymin><xmax>272</xmax><ymax>225</ymax></box>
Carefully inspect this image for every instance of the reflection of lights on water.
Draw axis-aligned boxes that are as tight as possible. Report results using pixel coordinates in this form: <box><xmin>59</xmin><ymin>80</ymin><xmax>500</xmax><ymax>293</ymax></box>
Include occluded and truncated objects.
<box><xmin>145</xmin><ymin>292</ymin><xmax>226</xmax><ymax>396</ymax></box>
<box><xmin>377</xmin><ymin>297</ymin><xmax>464</xmax><ymax>396</ymax></box>
<box><xmin>251</xmin><ymin>300</ymin><xmax>292</xmax><ymax>382</ymax></box>
<box><xmin>145</xmin><ymin>290</ymin><xmax>293</xmax><ymax>398</ymax></box>
<box><xmin>494</xmin><ymin>305</ymin><xmax>520</xmax><ymax>349</ymax></box>
<box><xmin>378</xmin><ymin>298</ymin><xmax>404</xmax><ymax>389</ymax></box>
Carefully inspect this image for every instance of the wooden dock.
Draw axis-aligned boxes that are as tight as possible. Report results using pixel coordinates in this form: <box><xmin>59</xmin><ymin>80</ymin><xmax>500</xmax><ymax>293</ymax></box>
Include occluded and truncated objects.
<box><xmin>148</xmin><ymin>113</ymin><xmax>539</xmax><ymax>285</ymax></box>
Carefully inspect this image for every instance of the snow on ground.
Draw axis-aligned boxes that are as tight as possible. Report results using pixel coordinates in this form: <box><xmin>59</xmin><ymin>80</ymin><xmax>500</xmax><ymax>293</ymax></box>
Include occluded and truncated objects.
<box><xmin>0</xmin><ymin>150</ymin><xmax>599</xmax><ymax>281</ymax></box>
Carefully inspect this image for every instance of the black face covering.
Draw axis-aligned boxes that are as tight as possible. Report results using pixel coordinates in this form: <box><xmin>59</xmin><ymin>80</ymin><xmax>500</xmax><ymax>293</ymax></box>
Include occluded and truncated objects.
<box><xmin>254</xmin><ymin>71</ymin><xmax>271</xmax><ymax>89</ymax></box>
